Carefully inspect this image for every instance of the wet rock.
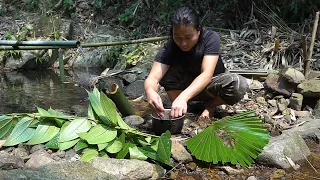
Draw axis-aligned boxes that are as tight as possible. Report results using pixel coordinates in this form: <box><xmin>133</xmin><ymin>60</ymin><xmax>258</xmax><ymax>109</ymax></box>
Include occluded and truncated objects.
<box><xmin>256</xmin><ymin>133</ymin><xmax>311</xmax><ymax>169</ymax></box>
<box><xmin>71</xmin><ymin>104</ymin><xmax>88</xmax><ymax>117</ymax></box>
<box><xmin>123</xmin><ymin>115</ymin><xmax>145</xmax><ymax>128</ymax></box>
<box><xmin>25</xmin><ymin>154</ymin><xmax>55</xmax><ymax>168</ymax></box>
<box><xmin>264</xmin><ymin>74</ymin><xmax>295</xmax><ymax>97</ymax></box>
<box><xmin>280</xmin><ymin>67</ymin><xmax>305</xmax><ymax>85</ymax></box>
<box><xmin>171</xmin><ymin>141</ymin><xmax>193</xmax><ymax>163</ymax></box>
<box><xmin>92</xmin><ymin>157</ymin><xmax>154</xmax><ymax>180</ymax></box>
<box><xmin>297</xmin><ymin>79</ymin><xmax>320</xmax><ymax>97</ymax></box>
<box><xmin>12</xmin><ymin>147</ymin><xmax>28</xmax><ymax>158</ymax></box>
<box><xmin>314</xmin><ymin>99</ymin><xmax>320</xmax><ymax>118</ymax></box>
<box><xmin>289</xmin><ymin>93</ymin><xmax>303</xmax><ymax>111</ymax></box>
<box><xmin>124</xmin><ymin>80</ymin><xmax>145</xmax><ymax>99</ymax></box>
<box><xmin>0</xmin><ymin>151</ymin><xmax>24</xmax><ymax>170</ymax></box>
<box><xmin>0</xmin><ymin>161</ymin><xmax>117</xmax><ymax>180</ymax></box>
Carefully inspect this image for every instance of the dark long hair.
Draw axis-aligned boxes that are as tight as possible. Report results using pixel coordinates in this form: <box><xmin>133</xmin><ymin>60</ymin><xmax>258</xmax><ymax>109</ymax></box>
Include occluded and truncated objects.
<box><xmin>170</xmin><ymin>7</ymin><xmax>204</xmax><ymax>58</ymax></box>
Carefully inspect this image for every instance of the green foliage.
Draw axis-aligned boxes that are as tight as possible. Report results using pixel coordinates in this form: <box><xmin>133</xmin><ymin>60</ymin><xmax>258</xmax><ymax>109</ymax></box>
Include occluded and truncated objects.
<box><xmin>119</xmin><ymin>5</ymin><xmax>136</xmax><ymax>26</ymax></box>
<box><xmin>186</xmin><ymin>111</ymin><xmax>271</xmax><ymax>167</ymax></box>
<box><xmin>120</xmin><ymin>44</ymin><xmax>147</xmax><ymax>66</ymax></box>
<box><xmin>0</xmin><ymin>87</ymin><xmax>172</xmax><ymax>165</ymax></box>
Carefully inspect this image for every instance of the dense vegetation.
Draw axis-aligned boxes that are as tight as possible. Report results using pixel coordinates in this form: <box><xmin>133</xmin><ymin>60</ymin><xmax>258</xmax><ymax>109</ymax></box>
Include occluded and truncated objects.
<box><xmin>1</xmin><ymin>0</ymin><xmax>319</xmax><ymax>38</ymax></box>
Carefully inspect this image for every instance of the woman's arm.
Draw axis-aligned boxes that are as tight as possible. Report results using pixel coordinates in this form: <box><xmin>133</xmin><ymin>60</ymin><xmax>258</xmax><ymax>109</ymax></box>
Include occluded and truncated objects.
<box><xmin>170</xmin><ymin>55</ymin><xmax>219</xmax><ymax>117</ymax></box>
<box><xmin>144</xmin><ymin>61</ymin><xmax>170</xmax><ymax>117</ymax></box>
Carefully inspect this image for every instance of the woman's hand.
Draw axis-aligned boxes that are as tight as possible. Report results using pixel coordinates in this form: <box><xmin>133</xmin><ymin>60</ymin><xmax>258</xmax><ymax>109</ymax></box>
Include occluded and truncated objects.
<box><xmin>146</xmin><ymin>90</ymin><xmax>165</xmax><ymax>118</ymax></box>
<box><xmin>170</xmin><ymin>97</ymin><xmax>188</xmax><ymax>118</ymax></box>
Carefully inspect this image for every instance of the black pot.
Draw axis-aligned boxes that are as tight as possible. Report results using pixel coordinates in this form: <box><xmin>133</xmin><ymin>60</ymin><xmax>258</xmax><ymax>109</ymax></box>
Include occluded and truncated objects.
<box><xmin>151</xmin><ymin>109</ymin><xmax>185</xmax><ymax>136</ymax></box>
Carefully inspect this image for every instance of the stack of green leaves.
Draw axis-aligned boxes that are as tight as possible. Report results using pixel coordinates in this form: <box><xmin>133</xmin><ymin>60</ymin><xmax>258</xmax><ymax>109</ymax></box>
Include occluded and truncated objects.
<box><xmin>0</xmin><ymin>87</ymin><xmax>172</xmax><ymax>165</ymax></box>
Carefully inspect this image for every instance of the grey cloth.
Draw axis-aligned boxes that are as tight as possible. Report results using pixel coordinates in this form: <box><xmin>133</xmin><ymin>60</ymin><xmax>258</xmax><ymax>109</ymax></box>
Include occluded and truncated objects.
<box><xmin>159</xmin><ymin>66</ymin><xmax>248</xmax><ymax>105</ymax></box>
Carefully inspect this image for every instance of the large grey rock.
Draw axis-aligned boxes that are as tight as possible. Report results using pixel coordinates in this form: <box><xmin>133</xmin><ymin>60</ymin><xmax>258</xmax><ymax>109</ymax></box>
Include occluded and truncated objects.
<box><xmin>0</xmin><ymin>151</ymin><xmax>24</xmax><ymax>170</ymax></box>
<box><xmin>297</xmin><ymin>79</ymin><xmax>320</xmax><ymax>97</ymax></box>
<box><xmin>171</xmin><ymin>141</ymin><xmax>193</xmax><ymax>163</ymax></box>
<box><xmin>0</xmin><ymin>161</ymin><xmax>116</xmax><ymax>180</ymax></box>
<box><xmin>25</xmin><ymin>154</ymin><xmax>55</xmax><ymax>169</ymax></box>
<box><xmin>124</xmin><ymin>80</ymin><xmax>145</xmax><ymax>99</ymax></box>
<box><xmin>123</xmin><ymin>115</ymin><xmax>145</xmax><ymax>128</ymax></box>
<box><xmin>283</xmin><ymin>117</ymin><xmax>320</xmax><ymax>142</ymax></box>
<box><xmin>263</xmin><ymin>74</ymin><xmax>295</xmax><ymax>97</ymax></box>
<box><xmin>280</xmin><ymin>68</ymin><xmax>305</xmax><ymax>85</ymax></box>
<box><xmin>92</xmin><ymin>157</ymin><xmax>154</xmax><ymax>180</ymax></box>
<box><xmin>256</xmin><ymin>133</ymin><xmax>311</xmax><ymax>169</ymax></box>
<box><xmin>289</xmin><ymin>93</ymin><xmax>303</xmax><ymax>111</ymax></box>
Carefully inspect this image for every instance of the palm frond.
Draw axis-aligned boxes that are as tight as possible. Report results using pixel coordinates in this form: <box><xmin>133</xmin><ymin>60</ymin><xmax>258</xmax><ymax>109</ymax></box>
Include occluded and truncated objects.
<box><xmin>186</xmin><ymin>111</ymin><xmax>271</xmax><ymax>167</ymax></box>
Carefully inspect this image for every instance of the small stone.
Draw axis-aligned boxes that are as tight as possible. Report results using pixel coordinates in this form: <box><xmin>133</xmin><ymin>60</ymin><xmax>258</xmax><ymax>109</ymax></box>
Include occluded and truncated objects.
<box><xmin>256</xmin><ymin>97</ymin><xmax>267</xmax><ymax>105</ymax></box>
<box><xmin>186</xmin><ymin>162</ymin><xmax>197</xmax><ymax>171</ymax></box>
<box><xmin>29</xmin><ymin>144</ymin><xmax>45</xmax><ymax>154</ymax></box>
<box><xmin>12</xmin><ymin>148</ymin><xmax>28</xmax><ymax>158</ymax></box>
<box><xmin>220</xmin><ymin>166</ymin><xmax>244</xmax><ymax>175</ymax></box>
<box><xmin>169</xmin><ymin>171</ymin><xmax>178</xmax><ymax>179</ymax></box>
<box><xmin>25</xmin><ymin>155</ymin><xmax>55</xmax><ymax>168</ymax></box>
<box><xmin>289</xmin><ymin>93</ymin><xmax>303</xmax><ymax>111</ymax></box>
<box><xmin>268</xmin><ymin>99</ymin><xmax>277</xmax><ymax>107</ymax></box>
<box><xmin>247</xmin><ymin>175</ymin><xmax>257</xmax><ymax>180</ymax></box>
<box><xmin>171</xmin><ymin>142</ymin><xmax>193</xmax><ymax>163</ymax></box>
<box><xmin>269</xmin><ymin>169</ymin><xmax>285</xmax><ymax>179</ymax></box>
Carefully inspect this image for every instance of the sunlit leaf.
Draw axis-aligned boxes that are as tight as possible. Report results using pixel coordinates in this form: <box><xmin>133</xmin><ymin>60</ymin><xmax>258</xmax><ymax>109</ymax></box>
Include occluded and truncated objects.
<box><xmin>59</xmin><ymin>138</ymin><xmax>80</xmax><ymax>151</ymax></box>
<box><xmin>80</xmin><ymin>148</ymin><xmax>99</xmax><ymax>162</ymax></box>
<box><xmin>45</xmin><ymin>133</ymin><xmax>60</xmax><ymax>149</ymax></box>
<box><xmin>4</xmin><ymin>117</ymin><xmax>36</xmax><ymax>146</ymax></box>
<box><xmin>100</xmin><ymin>92</ymin><xmax>119</xmax><ymax>125</ymax></box>
<box><xmin>75</xmin><ymin>140</ymin><xmax>89</xmax><ymax>151</ymax></box>
<box><xmin>59</xmin><ymin>118</ymin><xmax>91</xmax><ymax>142</ymax></box>
<box><xmin>156</xmin><ymin>131</ymin><xmax>172</xmax><ymax>166</ymax></box>
<box><xmin>117</xmin><ymin>143</ymin><xmax>135</xmax><ymax>159</ymax></box>
<box><xmin>37</xmin><ymin>107</ymin><xmax>51</xmax><ymax>116</ymax></box>
<box><xmin>98</xmin><ymin>143</ymin><xmax>108</xmax><ymax>151</ymax></box>
<box><xmin>88</xmin><ymin>90</ymin><xmax>110</xmax><ymax>125</ymax></box>
<box><xmin>0</xmin><ymin>115</ymin><xmax>14</xmax><ymax>139</ymax></box>
<box><xmin>106</xmin><ymin>139</ymin><xmax>123</xmax><ymax>153</ymax></box>
<box><xmin>186</xmin><ymin>111</ymin><xmax>271</xmax><ymax>167</ymax></box>
<box><xmin>129</xmin><ymin>146</ymin><xmax>147</xmax><ymax>160</ymax></box>
<box><xmin>83</xmin><ymin>124</ymin><xmax>117</xmax><ymax>144</ymax></box>
<box><xmin>27</xmin><ymin>121</ymin><xmax>60</xmax><ymax>145</ymax></box>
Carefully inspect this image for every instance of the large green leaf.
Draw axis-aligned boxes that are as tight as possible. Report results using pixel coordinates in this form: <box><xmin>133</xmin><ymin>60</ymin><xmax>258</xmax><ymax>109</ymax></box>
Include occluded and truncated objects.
<box><xmin>79</xmin><ymin>124</ymin><xmax>117</xmax><ymax>144</ymax></box>
<box><xmin>59</xmin><ymin>138</ymin><xmax>80</xmax><ymax>150</ymax></box>
<box><xmin>129</xmin><ymin>146</ymin><xmax>148</xmax><ymax>160</ymax></box>
<box><xmin>99</xmin><ymin>92</ymin><xmax>119</xmax><ymax>125</ymax></box>
<box><xmin>45</xmin><ymin>133</ymin><xmax>60</xmax><ymax>149</ymax></box>
<box><xmin>4</xmin><ymin>117</ymin><xmax>36</xmax><ymax>146</ymax></box>
<box><xmin>106</xmin><ymin>139</ymin><xmax>123</xmax><ymax>153</ymax></box>
<box><xmin>87</xmin><ymin>89</ymin><xmax>110</xmax><ymax>125</ymax></box>
<box><xmin>186</xmin><ymin>111</ymin><xmax>271</xmax><ymax>167</ymax></box>
<box><xmin>75</xmin><ymin>140</ymin><xmax>89</xmax><ymax>151</ymax></box>
<box><xmin>0</xmin><ymin>115</ymin><xmax>14</xmax><ymax>139</ymax></box>
<box><xmin>156</xmin><ymin>131</ymin><xmax>172</xmax><ymax>166</ymax></box>
<box><xmin>80</xmin><ymin>148</ymin><xmax>99</xmax><ymax>162</ymax></box>
<box><xmin>97</xmin><ymin>143</ymin><xmax>108</xmax><ymax>151</ymax></box>
<box><xmin>27</xmin><ymin>122</ymin><xmax>60</xmax><ymax>145</ymax></box>
<box><xmin>59</xmin><ymin>118</ymin><xmax>91</xmax><ymax>142</ymax></box>
<box><xmin>117</xmin><ymin>143</ymin><xmax>135</xmax><ymax>159</ymax></box>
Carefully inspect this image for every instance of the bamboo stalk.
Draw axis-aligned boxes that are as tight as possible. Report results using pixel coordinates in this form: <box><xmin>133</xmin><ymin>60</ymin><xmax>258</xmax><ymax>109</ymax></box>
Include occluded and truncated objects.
<box><xmin>0</xmin><ymin>36</ymin><xmax>168</xmax><ymax>50</ymax></box>
<box><xmin>0</xmin><ymin>40</ymin><xmax>80</xmax><ymax>46</ymax></box>
<box><xmin>305</xmin><ymin>11</ymin><xmax>320</xmax><ymax>77</ymax></box>
<box><xmin>106</xmin><ymin>83</ymin><xmax>135</xmax><ymax>117</ymax></box>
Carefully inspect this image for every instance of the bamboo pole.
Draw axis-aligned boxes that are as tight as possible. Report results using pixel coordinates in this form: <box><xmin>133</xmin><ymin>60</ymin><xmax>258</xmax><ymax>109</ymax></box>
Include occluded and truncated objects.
<box><xmin>106</xmin><ymin>83</ymin><xmax>135</xmax><ymax>117</ymax></box>
<box><xmin>0</xmin><ymin>40</ymin><xmax>80</xmax><ymax>46</ymax></box>
<box><xmin>0</xmin><ymin>36</ymin><xmax>168</xmax><ymax>50</ymax></box>
<box><xmin>304</xmin><ymin>11</ymin><xmax>319</xmax><ymax>77</ymax></box>
<box><xmin>58</xmin><ymin>48</ymin><xmax>65</xmax><ymax>82</ymax></box>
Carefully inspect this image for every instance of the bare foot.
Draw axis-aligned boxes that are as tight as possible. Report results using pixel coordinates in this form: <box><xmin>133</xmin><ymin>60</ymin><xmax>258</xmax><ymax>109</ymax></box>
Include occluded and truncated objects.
<box><xmin>199</xmin><ymin>107</ymin><xmax>215</xmax><ymax>119</ymax></box>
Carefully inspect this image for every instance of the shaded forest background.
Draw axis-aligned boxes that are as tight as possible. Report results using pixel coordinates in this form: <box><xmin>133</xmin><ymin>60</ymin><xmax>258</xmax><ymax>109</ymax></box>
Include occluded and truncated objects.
<box><xmin>1</xmin><ymin>0</ymin><xmax>319</xmax><ymax>39</ymax></box>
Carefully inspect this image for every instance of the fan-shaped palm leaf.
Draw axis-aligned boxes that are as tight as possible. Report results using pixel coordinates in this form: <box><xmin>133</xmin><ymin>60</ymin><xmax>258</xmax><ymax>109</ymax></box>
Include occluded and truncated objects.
<box><xmin>186</xmin><ymin>111</ymin><xmax>270</xmax><ymax>167</ymax></box>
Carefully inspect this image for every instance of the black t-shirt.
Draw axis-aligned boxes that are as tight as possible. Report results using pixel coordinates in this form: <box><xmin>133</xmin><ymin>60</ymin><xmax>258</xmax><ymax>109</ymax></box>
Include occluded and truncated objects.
<box><xmin>154</xmin><ymin>28</ymin><xmax>225</xmax><ymax>78</ymax></box>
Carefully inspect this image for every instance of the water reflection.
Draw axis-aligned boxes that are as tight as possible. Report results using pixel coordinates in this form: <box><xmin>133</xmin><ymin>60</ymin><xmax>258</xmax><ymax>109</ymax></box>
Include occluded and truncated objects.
<box><xmin>0</xmin><ymin>69</ymin><xmax>100</xmax><ymax>114</ymax></box>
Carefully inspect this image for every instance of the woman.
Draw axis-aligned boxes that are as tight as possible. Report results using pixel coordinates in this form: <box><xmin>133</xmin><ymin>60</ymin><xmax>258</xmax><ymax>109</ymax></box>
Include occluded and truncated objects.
<box><xmin>144</xmin><ymin>7</ymin><xmax>248</xmax><ymax>119</ymax></box>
